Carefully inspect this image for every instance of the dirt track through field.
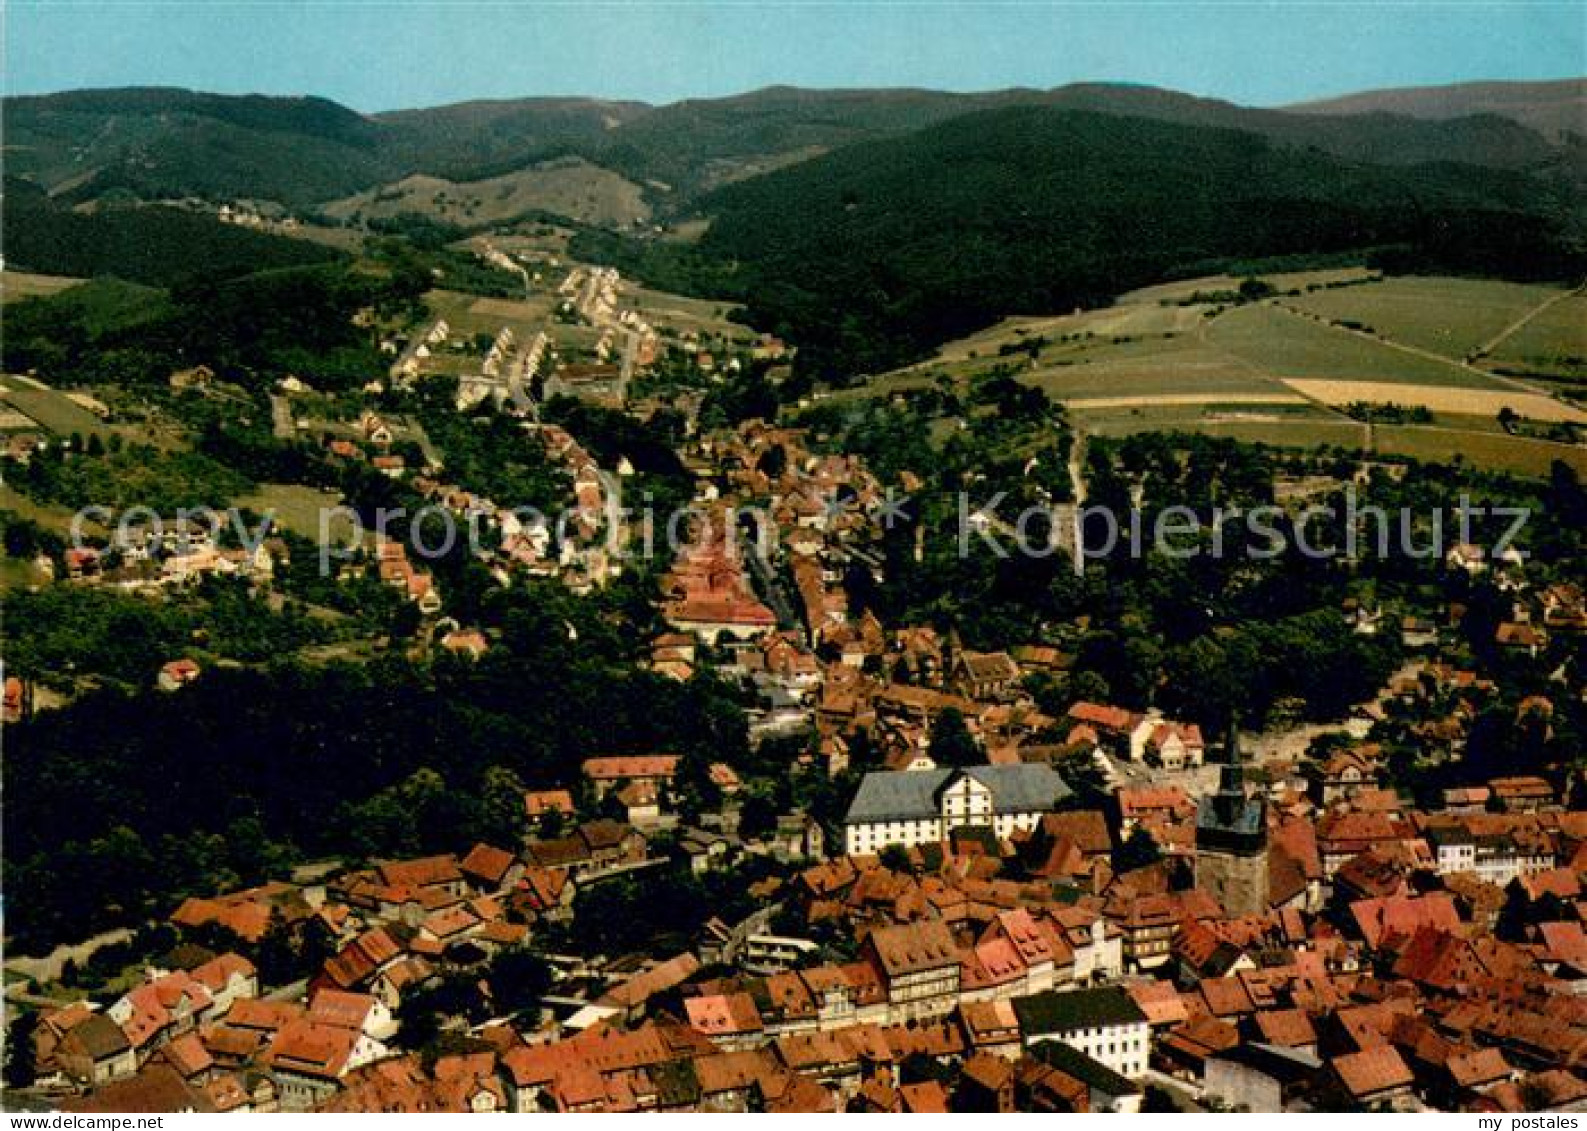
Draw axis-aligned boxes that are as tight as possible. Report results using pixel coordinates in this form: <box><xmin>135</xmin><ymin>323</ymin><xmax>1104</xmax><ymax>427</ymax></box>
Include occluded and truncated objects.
<box><xmin>1478</xmin><ymin>284</ymin><xmax>1585</xmax><ymax>357</ymax></box>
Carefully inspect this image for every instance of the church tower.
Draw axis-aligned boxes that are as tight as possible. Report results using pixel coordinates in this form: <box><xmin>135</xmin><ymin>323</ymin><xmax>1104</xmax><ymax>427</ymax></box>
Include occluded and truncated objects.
<box><xmin>1194</xmin><ymin>722</ymin><xmax>1269</xmax><ymax>917</ymax></box>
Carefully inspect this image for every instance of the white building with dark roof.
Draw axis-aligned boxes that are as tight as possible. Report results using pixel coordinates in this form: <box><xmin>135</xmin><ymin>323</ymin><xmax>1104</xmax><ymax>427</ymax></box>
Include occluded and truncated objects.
<box><xmin>1014</xmin><ymin>986</ymin><xmax>1150</xmax><ymax>1079</ymax></box>
<box><xmin>842</xmin><ymin>765</ymin><xmax>1071</xmax><ymax>856</ymax></box>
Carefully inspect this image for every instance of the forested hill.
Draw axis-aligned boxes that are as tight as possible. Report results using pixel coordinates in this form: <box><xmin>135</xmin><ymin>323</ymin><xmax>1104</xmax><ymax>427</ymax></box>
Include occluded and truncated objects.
<box><xmin>693</xmin><ymin>106</ymin><xmax>1587</xmax><ymax>378</ymax></box>
<box><xmin>2</xmin><ymin>88</ymin><xmax>638</xmax><ymax>208</ymax></box>
<box><xmin>6</xmin><ymin>79</ymin><xmax>1583</xmax><ymax>213</ymax></box>
<box><xmin>4</xmin><ymin>89</ymin><xmax>396</xmax><ymax>207</ymax></box>
<box><xmin>2</xmin><ymin>178</ymin><xmax>339</xmax><ymax>286</ymax></box>
<box><xmin>1290</xmin><ymin>78</ymin><xmax>1587</xmax><ymax>144</ymax></box>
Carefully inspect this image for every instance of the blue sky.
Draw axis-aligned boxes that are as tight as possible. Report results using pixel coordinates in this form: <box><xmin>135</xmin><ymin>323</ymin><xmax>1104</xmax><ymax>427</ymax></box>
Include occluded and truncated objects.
<box><xmin>7</xmin><ymin>2</ymin><xmax>1583</xmax><ymax>111</ymax></box>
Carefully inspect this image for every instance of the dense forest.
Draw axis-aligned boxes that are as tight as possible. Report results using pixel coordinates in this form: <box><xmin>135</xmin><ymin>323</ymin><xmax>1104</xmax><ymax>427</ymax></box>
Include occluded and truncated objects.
<box><xmin>4</xmin><ymin>89</ymin><xmax>639</xmax><ymax>207</ymax></box>
<box><xmin>2</xmin><ymin>259</ymin><xmax>422</xmax><ymax>393</ymax></box>
<box><xmin>3</xmin><ymin>583</ymin><xmax>752</xmax><ymax>951</ymax></box>
<box><xmin>2</xmin><ymin>179</ymin><xmax>338</xmax><ymax>286</ymax></box>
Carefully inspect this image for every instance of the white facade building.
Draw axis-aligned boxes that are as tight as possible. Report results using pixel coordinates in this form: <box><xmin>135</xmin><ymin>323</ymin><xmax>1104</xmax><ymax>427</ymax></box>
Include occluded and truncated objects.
<box><xmin>1015</xmin><ymin>987</ymin><xmax>1151</xmax><ymax>1080</ymax></box>
<box><xmin>842</xmin><ymin>765</ymin><xmax>1072</xmax><ymax>856</ymax></box>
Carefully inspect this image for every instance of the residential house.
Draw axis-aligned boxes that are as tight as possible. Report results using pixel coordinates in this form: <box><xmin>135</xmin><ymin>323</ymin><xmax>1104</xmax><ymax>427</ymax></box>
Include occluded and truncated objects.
<box><xmin>265</xmin><ymin>1020</ymin><xmax>369</xmax><ymax>1111</ymax></box>
<box><xmin>582</xmin><ymin>754</ymin><xmax>680</xmax><ymax>800</ymax></box>
<box><xmin>158</xmin><ymin>659</ymin><xmax>202</xmax><ymax>692</ymax></box>
<box><xmin>54</xmin><ymin>1014</ymin><xmax>137</xmax><ymax>1087</ymax></box>
<box><xmin>863</xmin><ymin>919</ymin><xmax>962</xmax><ymax>1023</ymax></box>
<box><xmin>1326</xmin><ymin>1046</ymin><xmax>1415</xmax><ymax>1109</ymax></box>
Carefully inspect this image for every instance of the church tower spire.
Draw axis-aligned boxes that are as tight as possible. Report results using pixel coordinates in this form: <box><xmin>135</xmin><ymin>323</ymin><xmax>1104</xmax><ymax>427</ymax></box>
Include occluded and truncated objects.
<box><xmin>1195</xmin><ymin>714</ymin><xmax>1269</xmax><ymax>917</ymax></box>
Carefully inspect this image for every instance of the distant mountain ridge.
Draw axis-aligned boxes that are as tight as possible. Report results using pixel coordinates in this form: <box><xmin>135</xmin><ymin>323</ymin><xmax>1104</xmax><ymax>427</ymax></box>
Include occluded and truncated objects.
<box><xmin>1291</xmin><ymin>79</ymin><xmax>1587</xmax><ymax>143</ymax></box>
<box><xmin>5</xmin><ymin>77</ymin><xmax>1584</xmax><ymax>213</ymax></box>
<box><xmin>3</xmin><ymin>87</ymin><xmax>637</xmax><ymax>208</ymax></box>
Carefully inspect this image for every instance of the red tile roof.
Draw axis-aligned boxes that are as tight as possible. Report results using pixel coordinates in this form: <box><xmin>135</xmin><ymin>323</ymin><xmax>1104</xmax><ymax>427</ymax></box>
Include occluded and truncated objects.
<box><xmin>459</xmin><ymin>843</ymin><xmax>516</xmax><ymax>886</ymax></box>
<box><xmin>582</xmin><ymin>754</ymin><xmax>680</xmax><ymax>782</ymax></box>
<box><xmin>1332</xmin><ymin>1046</ymin><xmax>1414</xmax><ymax>1099</ymax></box>
<box><xmin>524</xmin><ymin>789</ymin><xmax>576</xmax><ymax>817</ymax></box>
<box><xmin>265</xmin><ymin>1019</ymin><xmax>360</xmax><ymax>1080</ymax></box>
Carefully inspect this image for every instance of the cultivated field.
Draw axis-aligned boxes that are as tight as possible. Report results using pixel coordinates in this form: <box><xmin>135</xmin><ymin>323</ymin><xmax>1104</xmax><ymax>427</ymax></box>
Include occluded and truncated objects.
<box><xmin>0</xmin><ymin>375</ymin><xmax>115</xmax><ymax>440</ymax></box>
<box><xmin>1059</xmin><ymin>391</ymin><xmax>1309</xmax><ymax>410</ymax></box>
<box><xmin>1207</xmin><ymin>303</ymin><xmax>1504</xmax><ymax>388</ymax></box>
<box><xmin>423</xmin><ymin>289</ymin><xmax>558</xmax><ymax>340</ymax></box>
<box><xmin>1282</xmin><ymin>379</ymin><xmax>1587</xmax><ymax>423</ymax></box>
<box><xmin>1082</xmin><ymin>412</ymin><xmax>1369</xmax><ymax>449</ymax></box>
<box><xmin>1487</xmin><ymin>293</ymin><xmax>1587</xmax><ymax>378</ymax></box>
<box><xmin>1078</xmin><ymin>409</ymin><xmax>1584</xmax><ymax>476</ymax></box>
<box><xmin>862</xmin><ymin>271</ymin><xmax>1587</xmax><ymax>478</ymax></box>
<box><xmin>1372</xmin><ymin>425</ymin><xmax>1587</xmax><ymax>477</ymax></box>
<box><xmin>1285</xmin><ymin>276</ymin><xmax>1564</xmax><ymax>361</ymax></box>
<box><xmin>464</xmin><ymin>294</ymin><xmax>562</xmax><ymax>325</ymax></box>
<box><xmin>912</xmin><ymin>304</ymin><xmax>1206</xmax><ymax>371</ymax></box>
<box><xmin>625</xmin><ymin>285</ymin><xmax>751</xmax><ymax>342</ymax></box>
<box><xmin>1024</xmin><ymin>341</ymin><xmax>1292</xmax><ymax>403</ymax></box>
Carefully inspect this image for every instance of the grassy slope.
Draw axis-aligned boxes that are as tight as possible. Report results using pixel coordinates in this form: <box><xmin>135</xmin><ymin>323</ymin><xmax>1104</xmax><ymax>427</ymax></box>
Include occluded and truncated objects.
<box><xmin>323</xmin><ymin>158</ymin><xmax>651</xmax><ymax>229</ymax></box>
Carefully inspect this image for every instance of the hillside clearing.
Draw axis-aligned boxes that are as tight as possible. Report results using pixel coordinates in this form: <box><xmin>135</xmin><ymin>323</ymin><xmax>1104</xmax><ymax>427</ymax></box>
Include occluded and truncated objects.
<box><xmin>2</xmin><ymin>271</ymin><xmax>85</xmax><ymax>303</ymax></box>
<box><xmin>0</xmin><ymin>483</ymin><xmax>97</xmax><ymax>538</ymax></box>
<box><xmin>324</xmin><ymin>158</ymin><xmax>651</xmax><ymax>229</ymax></box>
<box><xmin>238</xmin><ymin>483</ymin><xmax>357</xmax><ymax>541</ymax></box>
